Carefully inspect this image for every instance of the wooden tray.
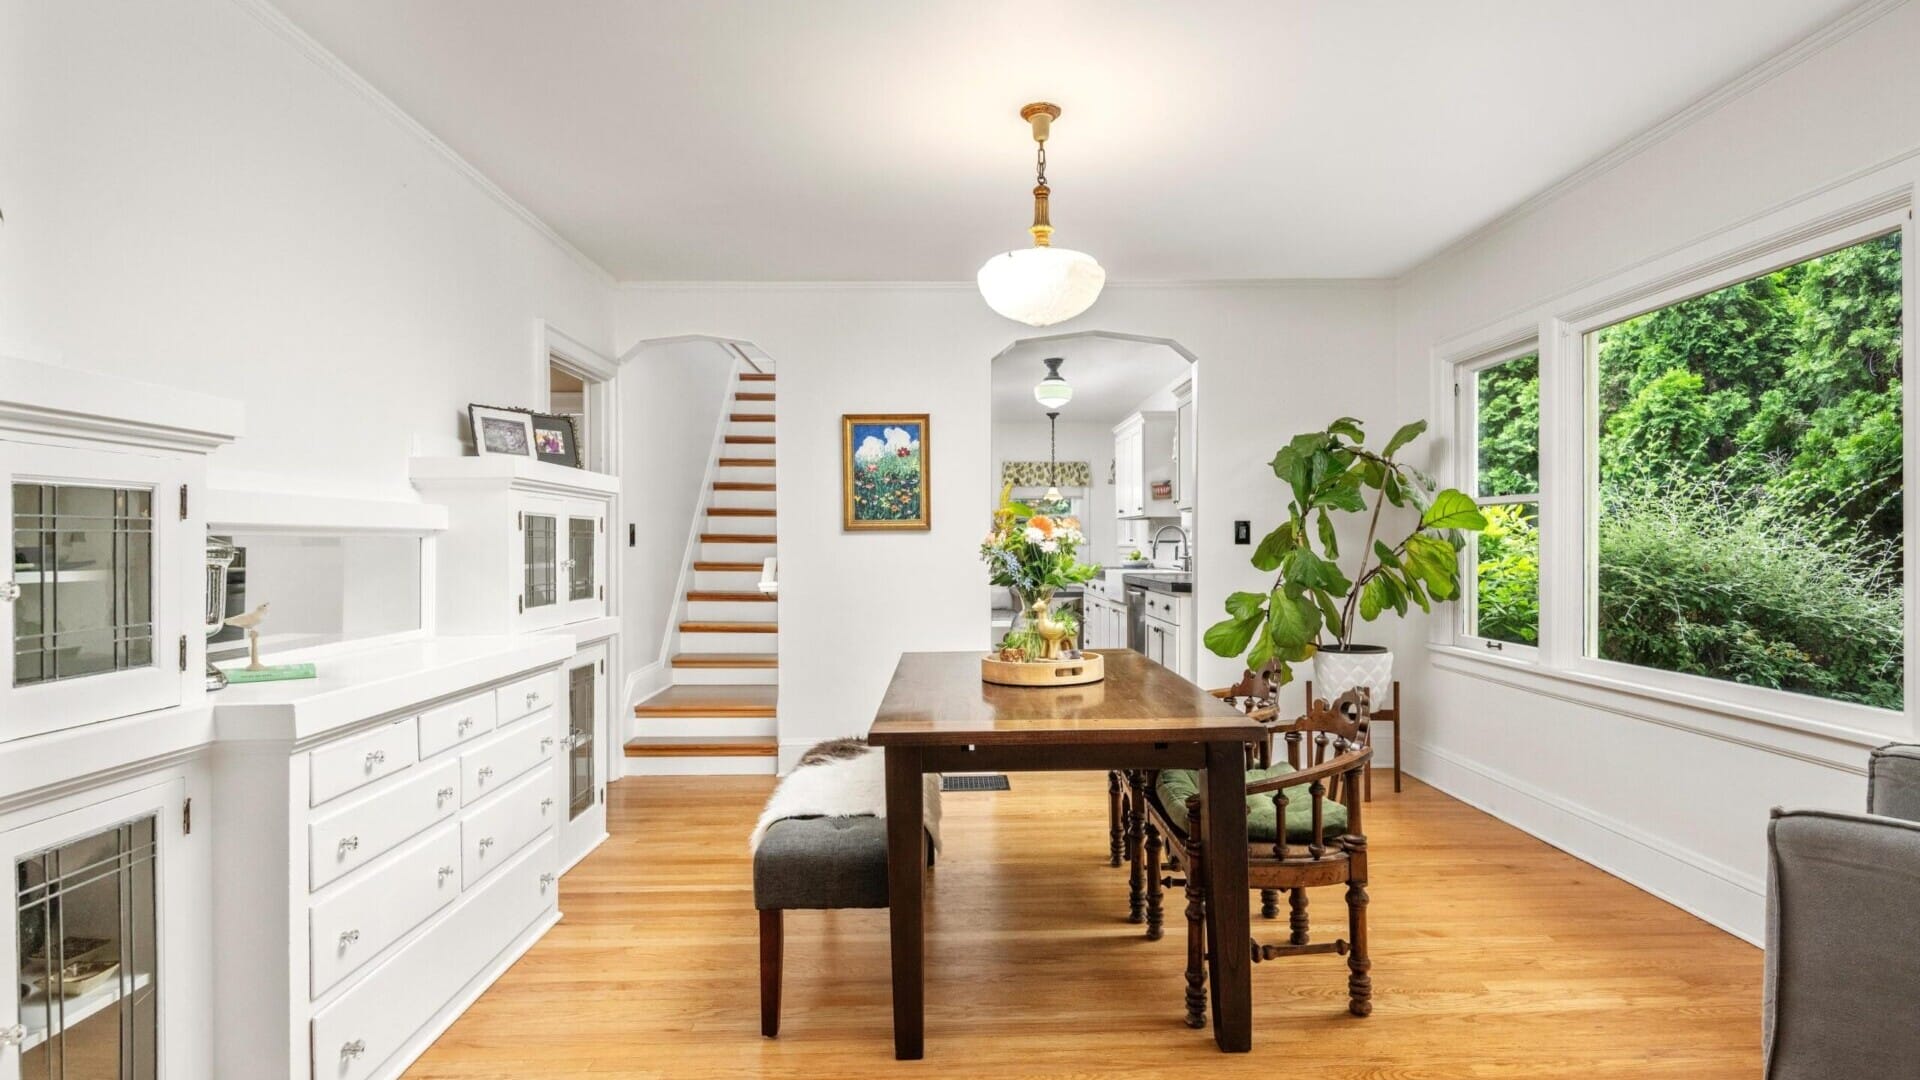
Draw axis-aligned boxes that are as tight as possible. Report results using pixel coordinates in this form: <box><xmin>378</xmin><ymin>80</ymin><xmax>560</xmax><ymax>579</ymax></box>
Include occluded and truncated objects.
<box><xmin>981</xmin><ymin>651</ymin><xmax>1105</xmax><ymax>687</ymax></box>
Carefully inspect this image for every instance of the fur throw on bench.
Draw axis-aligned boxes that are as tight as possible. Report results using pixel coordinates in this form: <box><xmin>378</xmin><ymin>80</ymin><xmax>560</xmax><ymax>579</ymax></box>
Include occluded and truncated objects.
<box><xmin>748</xmin><ymin>738</ymin><xmax>943</xmax><ymax>853</ymax></box>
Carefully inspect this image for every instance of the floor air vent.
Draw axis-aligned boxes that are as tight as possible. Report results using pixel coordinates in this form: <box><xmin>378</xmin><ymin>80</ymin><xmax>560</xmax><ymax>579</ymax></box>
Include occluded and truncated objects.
<box><xmin>942</xmin><ymin>774</ymin><xmax>1010</xmax><ymax>792</ymax></box>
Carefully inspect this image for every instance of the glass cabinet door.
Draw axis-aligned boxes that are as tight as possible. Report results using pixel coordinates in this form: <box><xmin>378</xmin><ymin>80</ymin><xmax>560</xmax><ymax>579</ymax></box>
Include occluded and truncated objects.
<box><xmin>514</xmin><ymin>494</ymin><xmax>563</xmax><ymax>630</ymax></box>
<box><xmin>558</xmin><ymin>642</ymin><xmax>607</xmax><ymax>870</ymax></box>
<box><xmin>561</xmin><ymin>500</ymin><xmax>605</xmax><ymax>622</ymax></box>
<box><xmin>6</xmin><ymin>445</ymin><xmax>185</xmax><ymax>736</ymax></box>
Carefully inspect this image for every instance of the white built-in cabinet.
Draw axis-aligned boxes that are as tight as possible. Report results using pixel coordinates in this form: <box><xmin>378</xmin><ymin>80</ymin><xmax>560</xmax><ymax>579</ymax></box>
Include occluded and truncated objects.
<box><xmin>557</xmin><ymin>641</ymin><xmax>608</xmax><ymax>869</ymax></box>
<box><xmin>1113</xmin><ymin>411</ymin><xmax>1177</xmax><ymax>520</ymax></box>
<box><xmin>1173</xmin><ymin>378</ymin><xmax>1195</xmax><ymax>512</ymax></box>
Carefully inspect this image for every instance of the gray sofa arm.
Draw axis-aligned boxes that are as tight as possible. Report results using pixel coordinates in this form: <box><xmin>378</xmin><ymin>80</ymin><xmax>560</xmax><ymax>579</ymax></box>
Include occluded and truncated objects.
<box><xmin>1764</xmin><ymin>808</ymin><xmax>1920</xmax><ymax>1079</ymax></box>
<box><xmin>1869</xmin><ymin>743</ymin><xmax>1920</xmax><ymax>822</ymax></box>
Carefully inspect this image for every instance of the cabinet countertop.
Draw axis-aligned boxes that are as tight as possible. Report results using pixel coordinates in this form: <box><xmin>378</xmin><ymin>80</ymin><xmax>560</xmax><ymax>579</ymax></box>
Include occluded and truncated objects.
<box><xmin>212</xmin><ymin>635</ymin><xmax>573</xmax><ymax>744</ymax></box>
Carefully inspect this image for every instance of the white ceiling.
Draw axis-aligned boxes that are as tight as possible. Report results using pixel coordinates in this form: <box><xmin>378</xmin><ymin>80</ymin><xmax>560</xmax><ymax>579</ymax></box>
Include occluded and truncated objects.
<box><xmin>273</xmin><ymin>0</ymin><xmax>1864</xmax><ymax>282</ymax></box>
<box><xmin>992</xmin><ymin>334</ymin><xmax>1191</xmax><ymax>425</ymax></box>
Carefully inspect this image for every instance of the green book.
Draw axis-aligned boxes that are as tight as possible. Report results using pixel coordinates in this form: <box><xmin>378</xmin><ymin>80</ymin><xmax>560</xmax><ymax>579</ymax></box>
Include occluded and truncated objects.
<box><xmin>224</xmin><ymin>663</ymin><xmax>318</xmax><ymax>684</ymax></box>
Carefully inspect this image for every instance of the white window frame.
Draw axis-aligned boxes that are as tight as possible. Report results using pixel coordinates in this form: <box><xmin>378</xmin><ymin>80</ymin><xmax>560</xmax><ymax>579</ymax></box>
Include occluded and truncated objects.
<box><xmin>1454</xmin><ymin>341</ymin><xmax>1542</xmax><ymax>659</ymax></box>
<box><xmin>1432</xmin><ymin>170</ymin><xmax>1916</xmax><ymax>748</ymax></box>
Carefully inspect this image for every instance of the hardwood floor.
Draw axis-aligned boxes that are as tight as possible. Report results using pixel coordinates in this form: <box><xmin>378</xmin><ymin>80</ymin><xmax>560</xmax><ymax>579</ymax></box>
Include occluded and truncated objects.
<box><xmin>403</xmin><ymin>772</ymin><xmax>1761</xmax><ymax>1079</ymax></box>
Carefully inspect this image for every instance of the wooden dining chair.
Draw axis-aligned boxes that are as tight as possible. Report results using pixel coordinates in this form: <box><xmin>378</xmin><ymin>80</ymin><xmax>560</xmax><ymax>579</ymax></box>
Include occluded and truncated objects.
<box><xmin>1140</xmin><ymin>690</ymin><xmax>1374</xmax><ymax>1028</ymax></box>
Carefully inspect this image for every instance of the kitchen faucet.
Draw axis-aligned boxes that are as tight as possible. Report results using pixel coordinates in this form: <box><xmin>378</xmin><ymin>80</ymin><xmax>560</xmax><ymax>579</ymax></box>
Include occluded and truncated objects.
<box><xmin>1150</xmin><ymin>524</ymin><xmax>1191</xmax><ymax>572</ymax></box>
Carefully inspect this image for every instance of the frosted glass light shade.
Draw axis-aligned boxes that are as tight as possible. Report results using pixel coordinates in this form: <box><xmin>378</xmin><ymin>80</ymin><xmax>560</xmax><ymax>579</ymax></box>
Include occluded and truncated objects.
<box><xmin>1034</xmin><ymin>376</ymin><xmax>1073</xmax><ymax>409</ymax></box>
<box><xmin>977</xmin><ymin>246</ymin><xmax>1107</xmax><ymax>327</ymax></box>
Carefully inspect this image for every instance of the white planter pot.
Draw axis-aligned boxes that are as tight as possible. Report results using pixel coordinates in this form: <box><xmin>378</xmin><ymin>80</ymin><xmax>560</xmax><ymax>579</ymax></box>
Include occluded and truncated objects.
<box><xmin>1312</xmin><ymin>645</ymin><xmax>1394</xmax><ymax>710</ymax></box>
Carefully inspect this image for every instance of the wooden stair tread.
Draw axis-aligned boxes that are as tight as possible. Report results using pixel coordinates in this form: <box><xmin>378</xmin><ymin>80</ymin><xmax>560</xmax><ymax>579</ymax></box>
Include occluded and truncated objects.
<box><xmin>680</xmin><ymin>621</ymin><xmax>778</xmax><ymax>633</ymax></box>
<box><xmin>713</xmin><ymin>482</ymin><xmax>775</xmax><ymax>492</ymax></box>
<box><xmin>693</xmin><ymin>560</ymin><xmax>762</xmax><ymax>571</ymax></box>
<box><xmin>725</xmin><ymin>435</ymin><xmax>775</xmax><ymax>444</ymax></box>
<box><xmin>718</xmin><ymin>458</ymin><xmax>775</xmax><ymax>467</ymax></box>
<box><xmin>730</xmin><ymin>413</ymin><xmax>775</xmax><ymax>422</ymax></box>
<box><xmin>708</xmin><ymin>507</ymin><xmax>775</xmax><ymax>517</ymax></box>
<box><xmin>702</xmin><ymin>533</ymin><xmax>777</xmax><ymax>543</ymax></box>
<box><xmin>740</xmin><ymin>373</ymin><xmax>776</xmax><ymax>382</ymax></box>
<box><xmin>625</xmin><ymin>736</ymin><xmax>777</xmax><ymax>758</ymax></box>
<box><xmin>687</xmin><ymin>590</ymin><xmax>775</xmax><ymax>602</ymax></box>
<box><xmin>671</xmin><ymin>652</ymin><xmax>778</xmax><ymax>668</ymax></box>
<box><xmin>735</xmin><ymin>392</ymin><xmax>775</xmax><ymax>401</ymax></box>
<box><xmin>634</xmin><ymin>684</ymin><xmax>776</xmax><ymax>718</ymax></box>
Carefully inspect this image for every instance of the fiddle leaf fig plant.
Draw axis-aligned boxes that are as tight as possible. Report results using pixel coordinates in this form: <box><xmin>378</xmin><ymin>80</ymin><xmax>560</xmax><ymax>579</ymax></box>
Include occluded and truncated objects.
<box><xmin>1204</xmin><ymin>418</ymin><xmax>1488</xmax><ymax>686</ymax></box>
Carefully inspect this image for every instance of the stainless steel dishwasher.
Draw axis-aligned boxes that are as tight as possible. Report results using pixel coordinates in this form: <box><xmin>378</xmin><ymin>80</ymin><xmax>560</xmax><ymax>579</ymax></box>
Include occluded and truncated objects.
<box><xmin>1126</xmin><ymin>584</ymin><xmax>1148</xmax><ymax>652</ymax></box>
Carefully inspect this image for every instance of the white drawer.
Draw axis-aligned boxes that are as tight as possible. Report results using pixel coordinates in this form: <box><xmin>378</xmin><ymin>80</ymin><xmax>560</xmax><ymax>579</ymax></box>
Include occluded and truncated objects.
<box><xmin>418</xmin><ymin>692</ymin><xmax>498</xmax><ymax>760</ymax></box>
<box><xmin>309</xmin><ymin>758</ymin><xmax>460</xmax><ymax>889</ymax></box>
<box><xmin>309</xmin><ymin>719</ymin><xmax>418</xmax><ymax>807</ymax></box>
<box><xmin>461</xmin><ymin>762</ymin><xmax>557</xmax><ymax>889</ymax></box>
<box><xmin>460</xmin><ymin>713</ymin><xmax>555</xmax><ymax>807</ymax></box>
<box><xmin>311</xmin><ymin>835</ymin><xmax>557</xmax><ymax>1080</ymax></box>
<box><xmin>496</xmin><ymin>670</ymin><xmax>557</xmax><ymax>723</ymax></box>
<box><xmin>309</xmin><ymin>822</ymin><xmax>462</xmax><ymax>997</ymax></box>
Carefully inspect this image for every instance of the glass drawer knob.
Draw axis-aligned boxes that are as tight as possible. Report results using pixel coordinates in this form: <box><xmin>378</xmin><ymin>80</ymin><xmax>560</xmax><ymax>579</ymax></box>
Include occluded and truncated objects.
<box><xmin>526</xmin><ymin>691</ymin><xmax>539</xmax><ymax>706</ymax></box>
<box><xmin>338</xmin><ymin>836</ymin><xmax>359</xmax><ymax>856</ymax></box>
<box><xmin>339</xmin><ymin>929</ymin><xmax>360</xmax><ymax>946</ymax></box>
<box><xmin>365</xmin><ymin>750</ymin><xmax>386</xmax><ymax>769</ymax></box>
<box><xmin>479</xmin><ymin>836</ymin><xmax>495</xmax><ymax>851</ymax></box>
<box><xmin>342</xmin><ymin>1039</ymin><xmax>366</xmax><ymax>1059</ymax></box>
<box><xmin>540</xmin><ymin>872</ymin><xmax>557</xmax><ymax>888</ymax></box>
<box><xmin>541</xmin><ymin>797</ymin><xmax>554</xmax><ymax>812</ymax></box>
<box><xmin>438</xmin><ymin>865</ymin><xmax>455</xmax><ymax>883</ymax></box>
<box><xmin>540</xmin><ymin>737</ymin><xmax>555</xmax><ymax>752</ymax></box>
<box><xmin>438</xmin><ymin>786</ymin><xmax>455</xmax><ymax>803</ymax></box>
<box><xmin>458</xmin><ymin>717</ymin><xmax>473</xmax><ymax>733</ymax></box>
<box><xmin>478</xmin><ymin>766</ymin><xmax>494</xmax><ymax>781</ymax></box>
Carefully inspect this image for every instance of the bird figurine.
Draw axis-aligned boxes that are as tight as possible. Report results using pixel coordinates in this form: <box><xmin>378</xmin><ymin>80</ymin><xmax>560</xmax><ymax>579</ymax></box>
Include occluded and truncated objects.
<box><xmin>225</xmin><ymin>603</ymin><xmax>271</xmax><ymax>671</ymax></box>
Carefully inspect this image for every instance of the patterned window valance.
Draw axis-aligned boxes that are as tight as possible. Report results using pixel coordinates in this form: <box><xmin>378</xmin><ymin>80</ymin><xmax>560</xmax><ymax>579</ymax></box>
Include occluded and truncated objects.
<box><xmin>1002</xmin><ymin>460</ymin><xmax>1091</xmax><ymax>487</ymax></box>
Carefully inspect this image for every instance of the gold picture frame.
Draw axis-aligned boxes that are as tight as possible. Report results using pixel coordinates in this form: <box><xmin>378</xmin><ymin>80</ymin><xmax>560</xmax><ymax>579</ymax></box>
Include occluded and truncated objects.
<box><xmin>841</xmin><ymin>413</ymin><xmax>931</xmax><ymax>531</ymax></box>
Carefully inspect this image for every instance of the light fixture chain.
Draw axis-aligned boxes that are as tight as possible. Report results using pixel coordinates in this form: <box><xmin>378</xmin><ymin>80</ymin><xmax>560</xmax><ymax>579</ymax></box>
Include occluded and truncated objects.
<box><xmin>1036</xmin><ymin>142</ymin><xmax>1048</xmax><ymax>188</ymax></box>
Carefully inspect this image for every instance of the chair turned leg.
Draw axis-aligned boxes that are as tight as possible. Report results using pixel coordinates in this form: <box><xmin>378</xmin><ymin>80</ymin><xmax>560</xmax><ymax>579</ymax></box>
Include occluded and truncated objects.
<box><xmin>1127</xmin><ymin>772</ymin><xmax>1148</xmax><ymax>923</ymax></box>
<box><xmin>1183</xmin><ymin>847</ymin><xmax>1207</xmax><ymax>1029</ymax></box>
<box><xmin>1144</xmin><ymin>823</ymin><xmax>1165</xmax><ymax>940</ymax></box>
<box><xmin>759</xmin><ymin>909</ymin><xmax>783</xmax><ymax>1037</ymax></box>
<box><xmin>1107</xmin><ymin>771</ymin><xmax>1125</xmax><ymax>867</ymax></box>
<box><xmin>1346</xmin><ymin>878</ymin><xmax>1372</xmax><ymax>1017</ymax></box>
<box><xmin>1259</xmin><ymin>888</ymin><xmax>1279</xmax><ymax>919</ymax></box>
<box><xmin>1288</xmin><ymin>888</ymin><xmax>1309</xmax><ymax>945</ymax></box>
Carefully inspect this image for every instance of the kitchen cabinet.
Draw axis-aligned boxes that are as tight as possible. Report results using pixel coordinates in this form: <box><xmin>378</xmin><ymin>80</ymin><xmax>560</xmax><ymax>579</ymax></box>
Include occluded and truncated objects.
<box><xmin>1114</xmin><ymin>411</ymin><xmax>1177</xmax><ymax>520</ymax></box>
<box><xmin>1173</xmin><ymin>379</ymin><xmax>1195</xmax><ymax>512</ymax></box>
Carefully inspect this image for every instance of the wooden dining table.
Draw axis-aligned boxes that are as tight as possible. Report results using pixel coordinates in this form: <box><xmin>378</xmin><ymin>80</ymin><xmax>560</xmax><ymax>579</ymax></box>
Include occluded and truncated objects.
<box><xmin>868</xmin><ymin>648</ymin><xmax>1268</xmax><ymax>1059</ymax></box>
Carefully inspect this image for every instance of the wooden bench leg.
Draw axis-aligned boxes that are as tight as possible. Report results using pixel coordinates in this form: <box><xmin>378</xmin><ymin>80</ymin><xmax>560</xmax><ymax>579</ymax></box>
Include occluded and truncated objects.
<box><xmin>760</xmin><ymin>908</ymin><xmax>783</xmax><ymax>1037</ymax></box>
<box><xmin>1108</xmin><ymin>771</ymin><xmax>1125</xmax><ymax>867</ymax></box>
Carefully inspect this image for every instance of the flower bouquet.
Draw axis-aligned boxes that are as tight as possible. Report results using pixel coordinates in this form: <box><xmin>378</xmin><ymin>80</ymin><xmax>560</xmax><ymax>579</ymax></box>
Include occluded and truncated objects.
<box><xmin>979</xmin><ymin>484</ymin><xmax>1105</xmax><ymax>685</ymax></box>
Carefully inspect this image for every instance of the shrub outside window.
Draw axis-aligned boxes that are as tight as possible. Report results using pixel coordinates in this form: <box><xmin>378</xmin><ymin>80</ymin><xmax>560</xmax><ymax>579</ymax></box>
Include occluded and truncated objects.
<box><xmin>1587</xmin><ymin>231</ymin><xmax>1904</xmax><ymax>711</ymax></box>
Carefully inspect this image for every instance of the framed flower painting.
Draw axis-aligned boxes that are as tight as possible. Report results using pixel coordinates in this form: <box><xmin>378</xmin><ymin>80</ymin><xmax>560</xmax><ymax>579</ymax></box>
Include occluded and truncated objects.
<box><xmin>841</xmin><ymin>413</ymin><xmax>930</xmax><ymax>530</ymax></box>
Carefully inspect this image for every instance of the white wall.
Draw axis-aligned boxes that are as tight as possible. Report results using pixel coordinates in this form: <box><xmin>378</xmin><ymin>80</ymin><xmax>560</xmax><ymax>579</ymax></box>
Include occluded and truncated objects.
<box><xmin>1388</xmin><ymin>0</ymin><xmax>1920</xmax><ymax>942</ymax></box>
<box><xmin>0</xmin><ymin>0</ymin><xmax>613</xmax><ymax>500</ymax></box>
<box><xmin>614</xmin><ymin>282</ymin><xmax>1397</xmax><ymax>766</ymax></box>
<box><xmin>616</xmin><ymin>338</ymin><xmax>737</xmax><ymax>683</ymax></box>
<box><xmin>989</xmin><ymin>419</ymin><xmax>1114</xmax><ymax>556</ymax></box>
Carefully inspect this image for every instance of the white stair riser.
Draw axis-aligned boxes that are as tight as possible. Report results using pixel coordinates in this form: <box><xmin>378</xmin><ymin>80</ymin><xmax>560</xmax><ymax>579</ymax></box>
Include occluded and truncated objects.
<box><xmin>709</xmin><ymin>490</ymin><xmax>776</xmax><ymax>511</ymax></box>
<box><xmin>703</xmin><ymin>516</ymin><xmax>777</xmax><ymax>534</ymax></box>
<box><xmin>701</xmin><ymin>541</ymin><xmax>775</xmax><ymax>562</ymax></box>
<box><xmin>726</xmin><ymin>422</ymin><xmax>774</xmax><ymax>437</ymax></box>
<box><xmin>627</xmin><ymin>756</ymin><xmax>777</xmax><ymax>777</ymax></box>
<box><xmin>693</xmin><ymin>569</ymin><xmax>763</xmax><ymax>591</ymax></box>
<box><xmin>632</xmin><ymin>716</ymin><xmax>777</xmax><ymax>739</ymax></box>
<box><xmin>678</xmin><ymin>630</ymin><xmax>778</xmax><ymax>652</ymax></box>
<box><xmin>714</xmin><ymin>466</ymin><xmax>774</xmax><ymax>485</ymax></box>
<box><xmin>685</xmin><ymin>600</ymin><xmax>777</xmax><ymax>623</ymax></box>
<box><xmin>673</xmin><ymin>665</ymin><xmax>777</xmax><ymax>686</ymax></box>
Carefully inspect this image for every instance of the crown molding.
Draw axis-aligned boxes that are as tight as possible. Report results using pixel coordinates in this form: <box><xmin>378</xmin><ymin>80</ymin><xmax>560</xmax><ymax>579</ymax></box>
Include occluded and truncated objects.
<box><xmin>229</xmin><ymin>0</ymin><xmax>616</xmax><ymax>289</ymax></box>
<box><xmin>1402</xmin><ymin>0</ymin><xmax>1909</xmax><ymax>278</ymax></box>
<box><xmin>612</xmin><ymin>277</ymin><xmax>1393</xmax><ymax>291</ymax></box>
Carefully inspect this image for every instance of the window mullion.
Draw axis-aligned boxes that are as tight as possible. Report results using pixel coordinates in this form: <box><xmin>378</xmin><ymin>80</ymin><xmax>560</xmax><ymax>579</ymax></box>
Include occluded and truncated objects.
<box><xmin>1539</xmin><ymin>318</ymin><xmax>1584</xmax><ymax>670</ymax></box>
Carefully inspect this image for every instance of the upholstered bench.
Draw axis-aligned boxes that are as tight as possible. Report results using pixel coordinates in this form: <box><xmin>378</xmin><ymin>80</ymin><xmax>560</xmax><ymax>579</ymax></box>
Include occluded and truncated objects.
<box><xmin>753</xmin><ymin>815</ymin><xmax>891</xmax><ymax>1037</ymax></box>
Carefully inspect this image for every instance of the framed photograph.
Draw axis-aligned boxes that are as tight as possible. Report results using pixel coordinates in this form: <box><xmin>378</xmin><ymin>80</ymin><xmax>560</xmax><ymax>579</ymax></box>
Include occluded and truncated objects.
<box><xmin>842</xmin><ymin>413</ymin><xmax>930</xmax><ymax>531</ymax></box>
<box><xmin>469</xmin><ymin>404</ymin><xmax>536</xmax><ymax>458</ymax></box>
<box><xmin>530</xmin><ymin>412</ymin><xmax>582</xmax><ymax>468</ymax></box>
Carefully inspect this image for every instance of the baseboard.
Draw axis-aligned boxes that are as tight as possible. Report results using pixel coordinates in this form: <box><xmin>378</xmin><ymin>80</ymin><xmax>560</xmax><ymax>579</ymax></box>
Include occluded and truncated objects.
<box><xmin>623</xmin><ymin>659</ymin><xmax>667</xmax><ymax>711</ymax></box>
<box><xmin>370</xmin><ymin>909</ymin><xmax>561</xmax><ymax>1080</ymax></box>
<box><xmin>1403</xmin><ymin>740</ymin><xmax>1765</xmax><ymax>945</ymax></box>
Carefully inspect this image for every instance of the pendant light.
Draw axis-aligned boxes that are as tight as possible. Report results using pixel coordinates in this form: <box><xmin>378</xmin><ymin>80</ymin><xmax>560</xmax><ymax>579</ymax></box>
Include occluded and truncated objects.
<box><xmin>1033</xmin><ymin>356</ymin><xmax>1073</xmax><ymax>410</ymax></box>
<box><xmin>1044</xmin><ymin>409</ymin><xmax>1063</xmax><ymax>503</ymax></box>
<box><xmin>977</xmin><ymin>103</ymin><xmax>1106</xmax><ymax>327</ymax></box>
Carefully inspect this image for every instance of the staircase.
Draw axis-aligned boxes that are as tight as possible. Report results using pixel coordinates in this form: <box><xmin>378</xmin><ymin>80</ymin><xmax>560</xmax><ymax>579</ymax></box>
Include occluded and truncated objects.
<box><xmin>626</xmin><ymin>369</ymin><xmax>780</xmax><ymax>773</ymax></box>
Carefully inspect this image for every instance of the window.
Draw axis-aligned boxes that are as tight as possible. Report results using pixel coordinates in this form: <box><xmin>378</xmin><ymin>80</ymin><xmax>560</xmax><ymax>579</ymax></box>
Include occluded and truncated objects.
<box><xmin>1587</xmin><ymin>231</ymin><xmax>1903</xmax><ymax>710</ymax></box>
<box><xmin>1463</xmin><ymin>351</ymin><xmax>1540</xmax><ymax>647</ymax></box>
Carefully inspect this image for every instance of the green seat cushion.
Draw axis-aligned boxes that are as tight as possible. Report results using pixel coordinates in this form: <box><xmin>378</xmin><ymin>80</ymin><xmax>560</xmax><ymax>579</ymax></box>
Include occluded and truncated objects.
<box><xmin>1156</xmin><ymin>764</ymin><xmax>1348</xmax><ymax>844</ymax></box>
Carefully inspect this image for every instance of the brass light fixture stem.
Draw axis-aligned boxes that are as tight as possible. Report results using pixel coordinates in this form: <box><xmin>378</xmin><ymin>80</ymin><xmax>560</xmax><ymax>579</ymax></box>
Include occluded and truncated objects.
<box><xmin>1022</xmin><ymin>102</ymin><xmax>1061</xmax><ymax>248</ymax></box>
